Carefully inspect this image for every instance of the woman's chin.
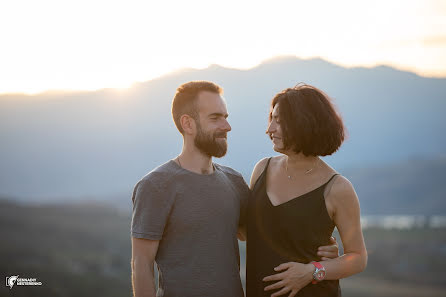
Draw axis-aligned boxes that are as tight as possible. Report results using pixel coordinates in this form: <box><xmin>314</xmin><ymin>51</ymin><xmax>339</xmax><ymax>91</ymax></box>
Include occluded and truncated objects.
<box><xmin>272</xmin><ymin>144</ymin><xmax>284</xmax><ymax>153</ymax></box>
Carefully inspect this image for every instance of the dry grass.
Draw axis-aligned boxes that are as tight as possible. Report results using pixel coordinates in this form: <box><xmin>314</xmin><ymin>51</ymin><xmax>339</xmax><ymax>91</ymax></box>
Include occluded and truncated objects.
<box><xmin>342</xmin><ymin>276</ymin><xmax>446</xmax><ymax>297</ymax></box>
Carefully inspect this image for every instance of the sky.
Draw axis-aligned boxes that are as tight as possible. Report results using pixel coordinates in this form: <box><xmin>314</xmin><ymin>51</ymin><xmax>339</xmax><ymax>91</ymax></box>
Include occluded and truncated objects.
<box><xmin>0</xmin><ymin>0</ymin><xmax>445</xmax><ymax>94</ymax></box>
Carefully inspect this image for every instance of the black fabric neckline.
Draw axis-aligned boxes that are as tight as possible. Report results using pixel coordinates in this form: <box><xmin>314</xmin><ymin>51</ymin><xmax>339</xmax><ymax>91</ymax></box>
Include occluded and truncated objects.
<box><xmin>261</xmin><ymin>157</ymin><xmax>339</xmax><ymax>207</ymax></box>
<box><xmin>266</xmin><ymin>179</ymin><xmax>328</xmax><ymax>207</ymax></box>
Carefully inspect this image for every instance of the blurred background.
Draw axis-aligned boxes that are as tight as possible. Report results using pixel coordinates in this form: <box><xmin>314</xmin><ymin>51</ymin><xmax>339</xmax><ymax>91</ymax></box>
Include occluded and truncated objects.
<box><xmin>1</xmin><ymin>0</ymin><xmax>445</xmax><ymax>296</ymax></box>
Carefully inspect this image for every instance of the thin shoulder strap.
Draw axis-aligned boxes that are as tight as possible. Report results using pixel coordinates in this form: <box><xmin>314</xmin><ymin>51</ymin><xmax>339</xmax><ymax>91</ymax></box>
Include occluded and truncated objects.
<box><xmin>325</xmin><ymin>173</ymin><xmax>340</xmax><ymax>185</ymax></box>
<box><xmin>323</xmin><ymin>173</ymin><xmax>340</xmax><ymax>198</ymax></box>
<box><xmin>252</xmin><ymin>157</ymin><xmax>273</xmax><ymax>189</ymax></box>
<box><xmin>258</xmin><ymin>157</ymin><xmax>272</xmax><ymax>180</ymax></box>
<box><xmin>263</xmin><ymin>157</ymin><xmax>273</xmax><ymax>174</ymax></box>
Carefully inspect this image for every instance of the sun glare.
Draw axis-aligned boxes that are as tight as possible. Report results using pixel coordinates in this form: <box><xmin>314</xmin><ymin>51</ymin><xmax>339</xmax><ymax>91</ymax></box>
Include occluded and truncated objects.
<box><xmin>0</xmin><ymin>0</ymin><xmax>444</xmax><ymax>95</ymax></box>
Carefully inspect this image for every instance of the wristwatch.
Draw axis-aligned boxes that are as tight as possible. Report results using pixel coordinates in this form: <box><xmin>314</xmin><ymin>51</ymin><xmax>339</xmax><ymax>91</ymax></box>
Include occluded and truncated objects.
<box><xmin>311</xmin><ymin>261</ymin><xmax>326</xmax><ymax>284</ymax></box>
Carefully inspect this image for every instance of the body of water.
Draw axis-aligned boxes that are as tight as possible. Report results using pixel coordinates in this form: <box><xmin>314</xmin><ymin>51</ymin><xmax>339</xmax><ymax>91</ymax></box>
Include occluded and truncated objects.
<box><xmin>361</xmin><ymin>215</ymin><xmax>446</xmax><ymax>229</ymax></box>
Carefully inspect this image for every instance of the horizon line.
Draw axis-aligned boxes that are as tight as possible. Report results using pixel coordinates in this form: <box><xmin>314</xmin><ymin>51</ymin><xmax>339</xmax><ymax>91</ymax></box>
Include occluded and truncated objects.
<box><xmin>1</xmin><ymin>55</ymin><xmax>445</xmax><ymax>97</ymax></box>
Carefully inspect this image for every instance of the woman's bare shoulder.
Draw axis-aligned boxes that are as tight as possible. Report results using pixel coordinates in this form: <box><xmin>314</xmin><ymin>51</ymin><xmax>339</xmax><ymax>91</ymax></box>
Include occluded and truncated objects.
<box><xmin>249</xmin><ymin>156</ymin><xmax>277</xmax><ymax>189</ymax></box>
<box><xmin>327</xmin><ymin>174</ymin><xmax>357</xmax><ymax>203</ymax></box>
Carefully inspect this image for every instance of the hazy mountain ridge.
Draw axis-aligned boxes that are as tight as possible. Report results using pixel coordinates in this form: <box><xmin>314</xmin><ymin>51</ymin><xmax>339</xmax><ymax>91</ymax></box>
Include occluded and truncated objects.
<box><xmin>0</xmin><ymin>57</ymin><xmax>445</xmax><ymax>204</ymax></box>
<box><xmin>344</xmin><ymin>156</ymin><xmax>446</xmax><ymax>215</ymax></box>
<box><xmin>2</xmin><ymin>155</ymin><xmax>445</xmax><ymax>215</ymax></box>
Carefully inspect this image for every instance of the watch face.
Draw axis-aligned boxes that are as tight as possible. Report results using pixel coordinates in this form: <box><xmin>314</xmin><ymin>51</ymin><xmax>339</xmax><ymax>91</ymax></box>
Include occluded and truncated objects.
<box><xmin>316</xmin><ymin>270</ymin><xmax>325</xmax><ymax>280</ymax></box>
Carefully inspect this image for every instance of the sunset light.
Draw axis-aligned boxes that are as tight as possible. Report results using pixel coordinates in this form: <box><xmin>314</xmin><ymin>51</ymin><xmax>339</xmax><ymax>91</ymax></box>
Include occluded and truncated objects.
<box><xmin>0</xmin><ymin>0</ymin><xmax>445</xmax><ymax>94</ymax></box>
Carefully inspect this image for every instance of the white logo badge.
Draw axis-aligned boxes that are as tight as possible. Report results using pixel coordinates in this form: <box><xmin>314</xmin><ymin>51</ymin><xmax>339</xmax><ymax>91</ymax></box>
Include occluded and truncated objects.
<box><xmin>6</xmin><ymin>275</ymin><xmax>19</xmax><ymax>289</ymax></box>
<box><xmin>5</xmin><ymin>275</ymin><xmax>42</xmax><ymax>288</ymax></box>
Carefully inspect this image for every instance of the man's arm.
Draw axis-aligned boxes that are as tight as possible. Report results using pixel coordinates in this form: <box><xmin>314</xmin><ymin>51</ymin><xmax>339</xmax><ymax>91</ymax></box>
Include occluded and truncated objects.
<box><xmin>317</xmin><ymin>236</ymin><xmax>339</xmax><ymax>260</ymax></box>
<box><xmin>132</xmin><ymin>237</ymin><xmax>159</xmax><ymax>297</ymax></box>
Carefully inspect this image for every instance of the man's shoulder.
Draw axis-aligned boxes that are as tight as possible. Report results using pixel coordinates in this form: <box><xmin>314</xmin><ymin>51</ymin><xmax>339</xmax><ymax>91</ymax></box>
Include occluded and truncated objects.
<box><xmin>214</xmin><ymin>163</ymin><xmax>244</xmax><ymax>180</ymax></box>
<box><xmin>136</xmin><ymin>160</ymin><xmax>182</xmax><ymax>190</ymax></box>
<box><xmin>215</xmin><ymin>163</ymin><xmax>250</xmax><ymax>198</ymax></box>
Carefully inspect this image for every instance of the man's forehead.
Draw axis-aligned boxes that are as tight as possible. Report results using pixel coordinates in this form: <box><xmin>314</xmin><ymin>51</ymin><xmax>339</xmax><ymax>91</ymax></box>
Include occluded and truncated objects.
<box><xmin>197</xmin><ymin>91</ymin><xmax>228</xmax><ymax>114</ymax></box>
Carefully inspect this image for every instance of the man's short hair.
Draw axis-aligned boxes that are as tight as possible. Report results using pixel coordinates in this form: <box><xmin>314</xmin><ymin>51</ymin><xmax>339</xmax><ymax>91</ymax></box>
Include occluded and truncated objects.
<box><xmin>172</xmin><ymin>81</ymin><xmax>223</xmax><ymax>134</ymax></box>
<box><xmin>269</xmin><ymin>83</ymin><xmax>345</xmax><ymax>156</ymax></box>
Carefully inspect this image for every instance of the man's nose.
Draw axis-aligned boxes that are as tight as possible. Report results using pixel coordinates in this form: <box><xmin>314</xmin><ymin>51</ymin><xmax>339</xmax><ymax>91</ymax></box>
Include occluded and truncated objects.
<box><xmin>223</xmin><ymin>119</ymin><xmax>232</xmax><ymax>132</ymax></box>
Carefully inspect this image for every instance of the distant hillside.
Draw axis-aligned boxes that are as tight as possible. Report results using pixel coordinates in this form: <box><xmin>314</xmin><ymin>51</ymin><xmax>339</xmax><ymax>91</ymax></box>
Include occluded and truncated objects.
<box><xmin>1</xmin><ymin>199</ymin><xmax>445</xmax><ymax>297</ymax></box>
<box><xmin>97</xmin><ymin>156</ymin><xmax>446</xmax><ymax>215</ymax></box>
<box><xmin>344</xmin><ymin>156</ymin><xmax>446</xmax><ymax>215</ymax></box>
<box><xmin>0</xmin><ymin>199</ymin><xmax>131</xmax><ymax>297</ymax></box>
<box><xmin>0</xmin><ymin>56</ymin><xmax>445</xmax><ymax>200</ymax></box>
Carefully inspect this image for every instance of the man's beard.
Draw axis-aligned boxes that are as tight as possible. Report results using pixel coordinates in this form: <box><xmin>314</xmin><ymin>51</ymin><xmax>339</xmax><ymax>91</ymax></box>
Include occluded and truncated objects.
<box><xmin>194</xmin><ymin>123</ymin><xmax>228</xmax><ymax>158</ymax></box>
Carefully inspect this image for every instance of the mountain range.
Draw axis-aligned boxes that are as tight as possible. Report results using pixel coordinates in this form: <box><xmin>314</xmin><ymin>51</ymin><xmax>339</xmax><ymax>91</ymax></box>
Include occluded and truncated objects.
<box><xmin>0</xmin><ymin>56</ymin><xmax>445</xmax><ymax>212</ymax></box>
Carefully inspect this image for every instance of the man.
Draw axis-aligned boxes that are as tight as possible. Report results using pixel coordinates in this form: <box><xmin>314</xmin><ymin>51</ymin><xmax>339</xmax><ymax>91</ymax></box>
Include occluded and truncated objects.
<box><xmin>131</xmin><ymin>81</ymin><xmax>337</xmax><ymax>297</ymax></box>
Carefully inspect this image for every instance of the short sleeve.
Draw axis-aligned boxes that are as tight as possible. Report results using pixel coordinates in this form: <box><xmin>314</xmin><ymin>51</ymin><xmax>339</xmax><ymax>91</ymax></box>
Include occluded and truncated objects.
<box><xmin>237</xmin><ymin>177</ymin><xmax>251</xmax><ymax>230</ymax></box>
<box><xmin>131</xmin><ymin>178</ymin><xmax>174</xmax><ymax>240</ymax></box>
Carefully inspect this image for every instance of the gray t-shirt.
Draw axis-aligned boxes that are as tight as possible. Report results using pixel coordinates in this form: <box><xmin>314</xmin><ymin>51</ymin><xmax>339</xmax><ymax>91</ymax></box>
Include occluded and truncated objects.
<box><xmin>131</xmin><ymin>160</ymin><xmax>249</xmax><ymax>297</ymax></box>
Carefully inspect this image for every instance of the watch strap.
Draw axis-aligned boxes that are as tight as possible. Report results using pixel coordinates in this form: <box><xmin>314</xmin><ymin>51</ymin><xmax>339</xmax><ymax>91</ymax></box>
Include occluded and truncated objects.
<box><xmin>311</xmin><ymin>261</ymin><xmax>325</xmax><ymax>284</ymax></box>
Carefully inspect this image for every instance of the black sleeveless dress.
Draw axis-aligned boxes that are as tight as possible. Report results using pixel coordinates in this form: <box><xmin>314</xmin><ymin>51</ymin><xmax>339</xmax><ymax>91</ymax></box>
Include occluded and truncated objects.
<box><xmin>246</xmin><ymin>158</ymin><xmax>341</xmax><ymax>297</ymax></box>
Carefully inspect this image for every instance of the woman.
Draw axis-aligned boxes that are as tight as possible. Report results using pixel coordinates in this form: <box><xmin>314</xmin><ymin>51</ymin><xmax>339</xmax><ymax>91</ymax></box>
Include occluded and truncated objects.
<box><xmin>246</xmin><ymin>84</ymin><xmax>367</xmax><ymax>297</ymax></box>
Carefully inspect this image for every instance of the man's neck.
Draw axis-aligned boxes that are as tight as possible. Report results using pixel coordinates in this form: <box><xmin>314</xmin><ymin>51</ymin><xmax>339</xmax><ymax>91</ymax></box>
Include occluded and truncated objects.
<box><xmin>177</xmin><ymin>147</ymin><xmax>214</xmax><ymax>175</ymax></box>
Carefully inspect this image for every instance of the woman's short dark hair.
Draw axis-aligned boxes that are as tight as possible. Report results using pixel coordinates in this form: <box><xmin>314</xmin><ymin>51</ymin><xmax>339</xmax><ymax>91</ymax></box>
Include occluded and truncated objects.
<box><xmin>269</xmin><ymin>83</ymin><xmax>345</xmax><ymax>156</ymax></box>
<box><xmin>172</xmin><ymin>81</ymin><xmax>223</xmax><ymax>134</ymax></box>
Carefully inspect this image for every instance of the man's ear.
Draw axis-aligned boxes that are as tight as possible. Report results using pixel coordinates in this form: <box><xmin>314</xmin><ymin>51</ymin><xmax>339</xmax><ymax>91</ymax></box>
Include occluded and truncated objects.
<box><xmin>180</xmin><ymin>114</ymin><xmax>196</xmax><ymax>135</ymax></box>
